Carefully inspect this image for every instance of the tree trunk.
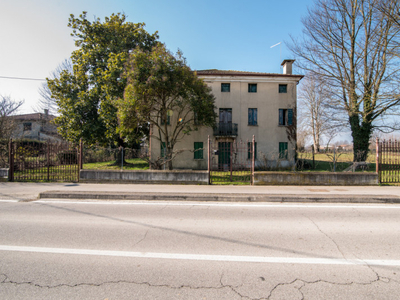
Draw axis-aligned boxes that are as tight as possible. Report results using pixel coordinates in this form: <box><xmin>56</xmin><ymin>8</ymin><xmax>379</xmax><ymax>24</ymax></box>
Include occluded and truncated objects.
<box><xmin>110</xmin><ymin>137</ymin><xmax>127</xmax><ymax>166</ymax></box>
<box><xmin>167</xmin><ymin>146</ymin><xmax>173</xmax><ymax>170</ymax></box>
<box><xmin>349</xmin><ymin>115</ymin><xmax>372</xmax><ymax>162</ymax></box>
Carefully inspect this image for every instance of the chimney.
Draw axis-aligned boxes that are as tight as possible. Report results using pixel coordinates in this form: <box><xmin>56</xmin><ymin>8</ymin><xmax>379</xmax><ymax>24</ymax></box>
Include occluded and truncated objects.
<box><xmin>281</xmin><ymin>59</ymin><xmax>295</xmax><ymax>75</ymax></box>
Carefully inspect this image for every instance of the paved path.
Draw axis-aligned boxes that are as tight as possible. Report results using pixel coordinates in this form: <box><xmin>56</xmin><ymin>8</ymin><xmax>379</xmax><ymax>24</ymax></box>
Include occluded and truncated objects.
<box><xmin>1</xmin><ymin>182</ymin><xmax>399</xmax><ymax>203</ymax></box>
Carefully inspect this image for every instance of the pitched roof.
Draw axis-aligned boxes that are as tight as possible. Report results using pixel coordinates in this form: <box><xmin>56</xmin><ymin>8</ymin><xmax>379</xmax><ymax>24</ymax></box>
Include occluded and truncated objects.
<box><xmin>195</xmin><ymin>69</ymin><xmax>303</xmax><ymax>78</ymax></box>
<box><xmin>10</xmin><ymin>112</ymin><xmax>56</xmax><ymax>121</ymax></box>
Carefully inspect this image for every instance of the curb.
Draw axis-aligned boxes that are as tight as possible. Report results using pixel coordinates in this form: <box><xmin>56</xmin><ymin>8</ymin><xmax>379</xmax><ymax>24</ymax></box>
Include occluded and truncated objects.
<box><xmin>38</xmin><ymin>191</ymin><xmax>400</xmax><ymax>203</ymax></box>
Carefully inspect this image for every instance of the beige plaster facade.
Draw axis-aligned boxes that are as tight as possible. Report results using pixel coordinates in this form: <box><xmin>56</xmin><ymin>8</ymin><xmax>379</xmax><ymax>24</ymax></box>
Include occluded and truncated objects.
<box><xmin>150</xmin><ymin>60</ymin><xmax>303</xmax><ymax>170</ymax></box>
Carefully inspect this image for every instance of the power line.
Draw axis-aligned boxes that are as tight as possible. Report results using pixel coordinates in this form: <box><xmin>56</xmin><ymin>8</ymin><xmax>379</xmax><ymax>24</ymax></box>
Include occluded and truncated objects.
<box><xmin>0</xmin><ymin>75</ymin><xmax>46</xmax><ymax>81</ymax></box>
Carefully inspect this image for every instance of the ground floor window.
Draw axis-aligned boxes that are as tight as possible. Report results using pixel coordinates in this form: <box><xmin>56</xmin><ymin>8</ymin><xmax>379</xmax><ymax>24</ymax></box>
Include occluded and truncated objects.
<box><xmin>247</xmin><ymin>142</ymin><xmax>257</xmax><ymax>159</ymax></box>
<box><xmin>279</xmin><ymin>142</ymin><xmax>288</xmax><ymax>159</ymax></box>
<box><xmin>194</xmin><ymin>142</ymin><xmax>204</xmax><ymax>159</ymax></box>
<box><xmin>161</xmin><ymin>142</ymin><xmax>166</xmax><ymax>157</ymax></box>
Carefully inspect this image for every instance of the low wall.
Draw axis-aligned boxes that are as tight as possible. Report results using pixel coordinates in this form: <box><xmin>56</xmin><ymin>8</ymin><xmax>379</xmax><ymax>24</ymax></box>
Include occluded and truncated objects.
<box><xmin>80</xmin><ymin>169</ymin><xmax>209</xmax><ymax>185</ymax></box>
<box><xmin>254</xmin><ymin>172</ymin><xmax>378</xmax><ymax>186</ymax></box>
<box><xmin>0</xmin><ymin>168</ymin><xmax>8</xmax><ymax>182</ymax></box>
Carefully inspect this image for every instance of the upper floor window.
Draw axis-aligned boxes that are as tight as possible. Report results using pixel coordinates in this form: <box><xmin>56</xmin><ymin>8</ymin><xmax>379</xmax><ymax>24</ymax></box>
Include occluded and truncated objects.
<box><xmin>248</xmin><ymin>84</ymin><xmax>257</xmax><ymax>93</ymax></box>
<box><xmin>160</xmin><ymin>113</ymin><xmax>170</xmax><ymax>125</ymax></box>
<box><xmin>279</xmin><ymin>109</ymin><xmax>293</xmax><ymax>126</ymax></box>
<box><xmin>248</xmin><ymin>108</ymin><xmax>257</xmax><ymax>126</ymax></box>
<box><xmin>279</xmin><ymin>84</ymin><xmax>287</xmax><ymax>93</ymax></box>
<box><xmin>221</xmin><ymin>83</ymin><xmax>230</xmax><ymax>92</ymax></box>
<box><xmin>23</xmin><ymin>122</ymin><xmax>32</xmax><ymax>131</ymax></box>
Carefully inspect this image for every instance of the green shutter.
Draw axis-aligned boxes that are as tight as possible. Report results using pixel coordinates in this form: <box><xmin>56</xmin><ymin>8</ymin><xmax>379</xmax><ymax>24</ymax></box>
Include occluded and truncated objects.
<box><xmin>288</xmin><ymin>109</ymin><xmax>293</xmax><ymax>125</ymax></box>
<box><xmin>194</xmin><ymin>142</ymin><xmax>203</xmax><ymax>159</ymax></box>
<box><xmin>161</xmin><ymin>142</ymin><xmax>166</xmax><ymax>158</ymax></box>
<box><xmin>279</xmin><ymin>142</ymin><xmax>288</xmax><ymax>159</ymax></box>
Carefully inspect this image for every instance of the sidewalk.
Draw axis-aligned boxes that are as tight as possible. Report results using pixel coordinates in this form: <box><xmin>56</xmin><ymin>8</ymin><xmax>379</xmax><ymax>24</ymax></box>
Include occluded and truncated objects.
<box><xmin>1</xmin><ymin>182</ymin><xmax>399</xmax><ymax>203</ymax></box>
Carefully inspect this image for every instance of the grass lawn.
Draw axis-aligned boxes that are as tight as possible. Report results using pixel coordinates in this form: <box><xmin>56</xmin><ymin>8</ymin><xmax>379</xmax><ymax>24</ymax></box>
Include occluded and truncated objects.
<box><xmin>211</xmin><ymin>171</ymin><xmax>252</xmax><ymax>185</ymax></box>
<box><xmin>83</xmin><ymin>158</ymin><xmax>149</xmax><ymax>170</ymax></box>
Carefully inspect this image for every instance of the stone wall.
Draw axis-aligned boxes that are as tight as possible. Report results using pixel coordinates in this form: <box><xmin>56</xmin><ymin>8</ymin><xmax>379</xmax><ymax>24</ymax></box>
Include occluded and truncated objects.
<box><xmin>80</xmin><ymin>169</ymin><xmax>209</xmax><ymax>185</ymax></box>
<box><xmin>254</xmin><ymin>172</ymin><xmax>378</xmax><ymax>186</ymax></box>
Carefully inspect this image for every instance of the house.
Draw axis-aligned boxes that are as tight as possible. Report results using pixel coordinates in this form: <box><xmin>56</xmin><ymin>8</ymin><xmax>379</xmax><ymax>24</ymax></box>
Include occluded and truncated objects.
<box><xmin>149</xmin><ymin>60</ymin><xmax>303</xmax><ymax>169</ymax></box>
<box><xmin>10</xmin><ymin>110</ymin><xmax>62</xmax><ymax>142</ymax></box>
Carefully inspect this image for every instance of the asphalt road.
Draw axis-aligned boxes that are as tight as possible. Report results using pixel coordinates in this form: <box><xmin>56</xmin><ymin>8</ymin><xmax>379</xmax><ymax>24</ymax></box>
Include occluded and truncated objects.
<box><xmin>1</xmin><ymin>199</ymin><xmax>400</xmax><ymax>299</ymax></box>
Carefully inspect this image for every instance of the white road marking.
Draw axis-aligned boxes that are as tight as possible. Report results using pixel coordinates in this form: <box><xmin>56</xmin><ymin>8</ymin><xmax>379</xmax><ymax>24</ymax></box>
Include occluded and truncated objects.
<box><xmin>33</xmin><ymin>200</ymin><xmax>400</xmax><ymax>209</ymax></box>
<box><xmin>0</xmin><ymin>245</ymin><xmax>399</xmax><ymax>266</ymax></box>
<box><xmin>0</xmin><ymin>200</ymin><xmax>19</xmax><ymax>203</ymax></box>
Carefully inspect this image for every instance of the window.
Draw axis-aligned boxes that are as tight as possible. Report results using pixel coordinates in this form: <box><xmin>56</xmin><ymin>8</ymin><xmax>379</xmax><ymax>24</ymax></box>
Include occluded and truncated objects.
<box><xmin>161</xmin><ymin>114</ymin><xmax>170</xmax><ymax>125</ymax></box>
<box><xmin>279</xmin><ymin>142</ymin><xmax>288</xmax><ymax>159</ymax></box>
<box><xmin>23</xmin><ymin>122</ymin><xmax>32</xmax><ymax>131</ymax></box>
<box><xmin>248</xmin><ymin>84</ymin><xmax>257</xmax><ymax>93</ymax></box>
<box><xmin>279</xmin><ymin>109</ymin><xmax>293</xmax><ymax>126</ymax></box>
<box><xmin>248</xmin><ymin>108</ymin><xmax>257</xmax><ymax>126</ymax></box>
<box><xmin>248</xmin><ymin>142</ymin><xmax>257</xmax><ymax>159</ymax></box>
<box><xmin>279</xmin><ymin>84</ymin><xmax>287</xmax><ymax>93</ymax></box>
<box><xmin>161</xmin><ymin>142</ymin><xmax>166</xmax><ymax>158</ymax></box>
<box><xmin>221</xmin><ymin>83</ymin><xmax>230</xmax><ymax>92</ymax></box>
<box><xmin>194</xmin><ymin>142</ymin><xmax>204</xmax><ymax>159</ymax></box>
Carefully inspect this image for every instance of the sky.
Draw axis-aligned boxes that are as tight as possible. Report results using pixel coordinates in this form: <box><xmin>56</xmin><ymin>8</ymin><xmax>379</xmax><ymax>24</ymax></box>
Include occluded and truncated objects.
<box><xmin>0</xmin><ymin>0</ymin><xmax>316</xmax><ymax>114</ymax></box>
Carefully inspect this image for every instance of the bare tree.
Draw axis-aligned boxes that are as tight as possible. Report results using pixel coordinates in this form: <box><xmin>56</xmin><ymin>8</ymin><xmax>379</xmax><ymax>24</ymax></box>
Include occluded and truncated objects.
<box><xmin>0</xmin><ymin>95</ymin><xmax>24</xmax><ymax>140</ymax></box>
<box><xmin>289</xmin><ymin>0</ymin><xmax>400</xmax><ymax>161</ymax></box>
<box><xmin>35</xmin><ymin>59</ymin><xmax>73</xmax><ymax>115</ymax></box>
<box><xmin>298</xmin><ymin>73</ymin><xmax>344</xmax><ymax>152</ymax></box>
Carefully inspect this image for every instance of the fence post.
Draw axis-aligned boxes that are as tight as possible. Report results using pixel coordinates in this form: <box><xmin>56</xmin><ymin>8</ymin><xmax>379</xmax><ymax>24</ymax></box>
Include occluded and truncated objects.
<box><xmin>79</xmin><ymin>139</ymin><xmax>83</xmax><ymax>170</ymax></box>
<box><xmin>333</xmin><ymin>147</ymin><xmax>336</xmax><ymax>172</ymax></box>
<box><xmin>121</xmin><ymin>147</ymin><xmax>124</xmax><ymax>170</ymax></box>
<box><xmin>47</xmin><ymin>141</ymin><xmax>50</xmax><ymax>181</ymax></box>
<box><xmin>8</xmin><ymin>139</ymin><xmax>14</xmax><ymax>182</ymax></box>
<box><xmin>252</xmin><ymin>135</ymin><xmax>255</xmax><ymax>185</ymax></box>
<box><xmin>207</xmin><ymin>136</ymin><xmax>211</xmax><ymax>185</ymax></box>
<box><xmin>376</xmin><ymin>138</ymin><xmax>379</xmax><ymax>184</ymax></box>
<box><xmin>312</xmin><ymin>145</ymin><xmax>315</xmax><ymax>169</ymax></box>
<box><xmin>230</xmin><ymin>142</ymin><xmax>233</xmax><ymax>182</ymax></box>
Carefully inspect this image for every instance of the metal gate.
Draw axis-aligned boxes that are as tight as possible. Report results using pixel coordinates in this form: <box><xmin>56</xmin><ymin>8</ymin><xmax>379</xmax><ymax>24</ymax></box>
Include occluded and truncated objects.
<box><xmin>8</xmin><ymin>139</ymin><xmax>80</xmax><ymax>182</ymax></box>
<box><xmin>208</xmin><ymin>136</ymin><xmax>255</xmax><ymax>185</ymax></box>
<box><xmin>377</xmin><ymin>139</ymin><xmax>400</xmax><ymax>184</ymax></box>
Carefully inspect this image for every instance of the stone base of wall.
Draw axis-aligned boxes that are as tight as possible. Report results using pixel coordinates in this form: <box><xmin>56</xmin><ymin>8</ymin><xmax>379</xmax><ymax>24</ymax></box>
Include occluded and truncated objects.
<box><xmin>80</xmin><ymin>170</ymin><xmax>209</xmax><ymax>185</ymax></box>
<box><xmin>254</xmin><ymin>172</ymin><xmax>378</xmax><ymax>186</ymax></box>
<box><xmin>0</xmin><ymin>168</ymin><xmax>8</xmax><ymax>182</ymax></box>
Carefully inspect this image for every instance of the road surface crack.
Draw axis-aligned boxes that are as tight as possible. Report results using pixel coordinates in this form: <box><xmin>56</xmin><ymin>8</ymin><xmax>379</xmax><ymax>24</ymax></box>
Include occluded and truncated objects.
<box><xmin>133</xmin><ymin>230</ymin><xmax>149</xmax><ymax>246</ymax></box>
<box><xmin>0</xmin><ymin>272</ymin><xmax>244</xmax><ymax>296</ymax></box>
<box><xmin>265</xmin><ymin>275</ymin><xmax>394</xmax><ymax>300</ymax></box>
<box><xmin>304</xmin><ymin>214</ymin><xmax>346</xmax><ymax>259</ymax></box>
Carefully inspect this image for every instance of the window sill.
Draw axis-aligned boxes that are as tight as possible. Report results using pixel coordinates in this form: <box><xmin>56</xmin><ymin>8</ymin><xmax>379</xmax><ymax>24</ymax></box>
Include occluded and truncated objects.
<box><xmin>248</xmin><ymin>124</ymin><xmax>258</xmax><ymax>127</ymax></box>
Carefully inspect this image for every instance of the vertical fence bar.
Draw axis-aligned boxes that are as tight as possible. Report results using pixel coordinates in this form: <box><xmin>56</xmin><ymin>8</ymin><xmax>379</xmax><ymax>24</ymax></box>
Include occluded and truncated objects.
<box><xmin>252</xmin><ymin>135</ymin><xmax>255</xmax><ymax>185</ymax></box>
<box><xmin>230</xmin><ymin>142</ymin><xmax>233</xmax><ymax>182</ymax></box>
<box><xmin>207</xmin><ymin>136</ymin><xmax>211</xmax><ymax>185</ymax></box>
<box><xmin>47</xmin><ymin>141</ymin><xmax>50</xmax><ymax>181</ymax></box>
<box><xmin>8</xmin><ymin>139</ymin><xmax>13</xmax><ymax>182</ymax></box>
<box><xmin>376</xmin><ymin>138</ymin><xmax>380</xmax><ymax>183</ymax></box>
<box><xmin>79</xmin><ymin>139</ymin><xmax>83</xmax><ymax>170</ymax></box>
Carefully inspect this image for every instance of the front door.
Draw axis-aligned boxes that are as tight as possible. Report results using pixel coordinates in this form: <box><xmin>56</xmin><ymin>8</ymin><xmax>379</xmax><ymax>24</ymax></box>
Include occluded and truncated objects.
<box><xmin>218</xmin><ymin>142</ymin><xmax>231</xmax><ymax>171</ymax></box>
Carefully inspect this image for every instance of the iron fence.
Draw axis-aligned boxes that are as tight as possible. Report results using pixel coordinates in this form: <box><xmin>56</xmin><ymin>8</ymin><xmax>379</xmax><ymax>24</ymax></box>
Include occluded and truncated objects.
<box><xmin>377</xmin><ymin>139</ymin><xmax>400</xmax><ymax>183</ymax></box>
<box><xmin>9</xmin><ymin>139</ymin><xmax>79</xmax><ymax>182</ymax></box>
<box><xmin>208</xmin><ymin>136</ymin><xmax>255</xmax><ymax>185</ymax></box>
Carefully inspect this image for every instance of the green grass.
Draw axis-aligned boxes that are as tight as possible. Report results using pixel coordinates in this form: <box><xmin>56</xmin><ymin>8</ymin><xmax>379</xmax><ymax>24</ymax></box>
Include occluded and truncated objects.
<box><xmin>83</xmin><ymin>158</ymin><xmax>149</xmax><ymax>170</ymax></box>
<box><xmin>210</xmin><ymin>171</ymin><xmax>252</xmax><ymax>185</ymax></box>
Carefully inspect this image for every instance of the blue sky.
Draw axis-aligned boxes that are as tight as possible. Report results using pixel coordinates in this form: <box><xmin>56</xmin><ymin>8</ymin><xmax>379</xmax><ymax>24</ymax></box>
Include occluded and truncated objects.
<box><xmin>0</xmin><ymin>0</ymin><xmax>315</xmax><ymax>114</ymax></box>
